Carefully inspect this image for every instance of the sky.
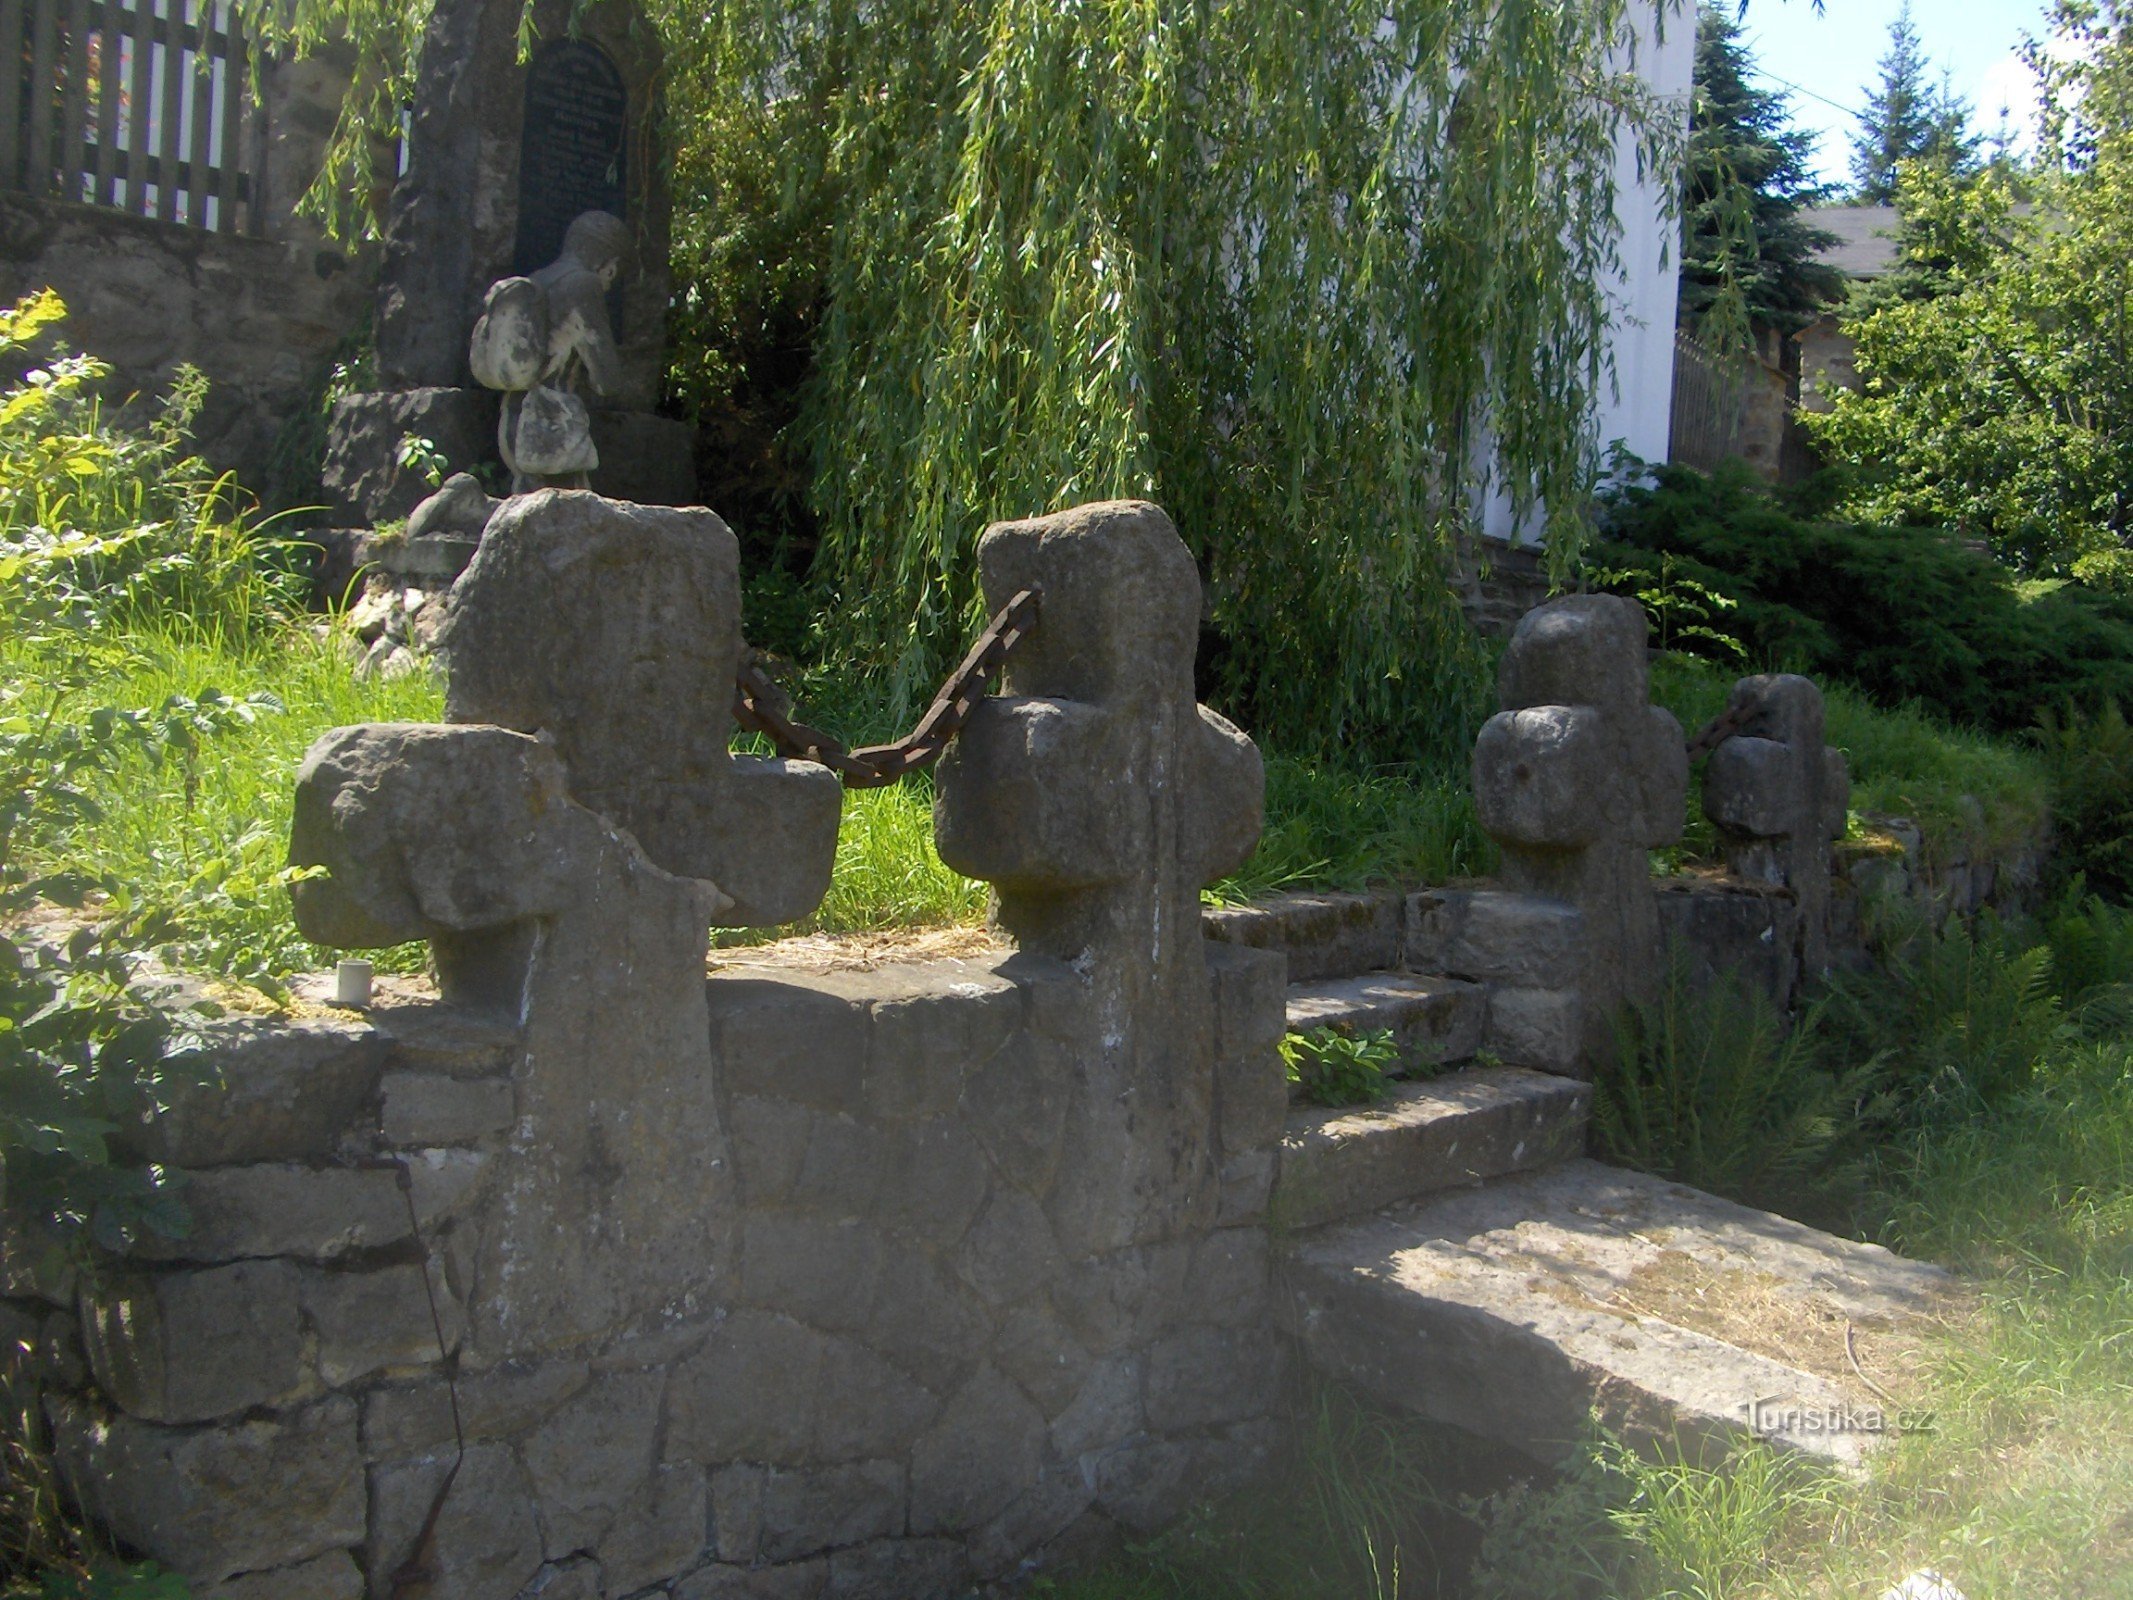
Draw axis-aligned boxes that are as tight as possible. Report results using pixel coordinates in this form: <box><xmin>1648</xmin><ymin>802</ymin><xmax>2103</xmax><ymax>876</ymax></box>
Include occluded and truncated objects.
<box><xmin>1734</xmin><ymin>0</ymin><xmax>2057</xmax><ymax>190</ymax></box>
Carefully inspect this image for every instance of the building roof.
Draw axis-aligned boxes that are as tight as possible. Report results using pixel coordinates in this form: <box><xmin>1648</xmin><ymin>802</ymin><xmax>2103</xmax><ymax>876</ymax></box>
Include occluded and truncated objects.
<box><xmin>1803</xmin><ymin>204</ymin><xmax>1901</xmax><ymax>279</ymax></box>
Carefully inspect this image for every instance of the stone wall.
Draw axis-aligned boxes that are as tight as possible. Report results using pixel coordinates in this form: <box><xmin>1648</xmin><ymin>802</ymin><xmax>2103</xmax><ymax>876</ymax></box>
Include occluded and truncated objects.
<box><xmin>2</xmin><ymin>495</ymin><xmax>1288</xmax><ymax>1599</ymax></box>
<box><xmin>7</xmin><ymin>942</ymin><xmax>1285</xmax><ymax>1600</ymax></box>
<box><xmin>0</xmin><ymin>52</ymin><xmax>377</xmax><ymax>491</ymax></box>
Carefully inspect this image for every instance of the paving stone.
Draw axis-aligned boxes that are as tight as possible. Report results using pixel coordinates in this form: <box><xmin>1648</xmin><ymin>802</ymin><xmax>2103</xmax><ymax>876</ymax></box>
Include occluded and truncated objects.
<box><xmin>1272</xmin><ymin>1067</ymin><xmax>1590</xmax><ymax>1231</ymax></box>
<box><xmin>1283</xmin><ymin>971</ymin><xmax>1487</xmax><ymax>1080</ymax></box>
<box><xmin>1283</xmin><ymin>1158</ymin><xmax>1954</xmax><ymax>1470</ymax></box>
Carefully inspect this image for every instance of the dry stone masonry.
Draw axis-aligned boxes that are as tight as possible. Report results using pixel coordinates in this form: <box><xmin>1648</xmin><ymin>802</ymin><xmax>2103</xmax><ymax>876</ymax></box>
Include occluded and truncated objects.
<box><xmin>23</xmin><ymin>490</ymin><xmax>1289</xmax><ymax>1600</ymax></box>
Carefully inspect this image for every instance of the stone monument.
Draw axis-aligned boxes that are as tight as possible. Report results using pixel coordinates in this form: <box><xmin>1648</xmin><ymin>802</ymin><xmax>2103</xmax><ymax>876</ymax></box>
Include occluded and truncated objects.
<box><xmin>1472</xmin><ymin>595</ymin><xmax>1688</xmax><ymax>1067</ymax></box>
<box><xmin>1702</xmin><ymin>673</ymin><xmax>1852</xmax><ymax>977</ymax></box>
<box><xmin>320</xmin><ymin>0</ymin><xmax>695</xmax><ymax>523</ymax></box>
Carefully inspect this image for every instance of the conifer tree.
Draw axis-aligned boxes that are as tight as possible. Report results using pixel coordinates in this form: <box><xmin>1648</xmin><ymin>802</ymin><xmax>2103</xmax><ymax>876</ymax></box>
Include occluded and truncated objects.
<box><xmin>1681</xmin><ymin>5</ymin><xmax>1843</xmax><ymax>340</ymax></box>
<box><xmin>1850</xmin><ymin>3</ymin><xmax>1980</xmax><ymax>202</ymax></box>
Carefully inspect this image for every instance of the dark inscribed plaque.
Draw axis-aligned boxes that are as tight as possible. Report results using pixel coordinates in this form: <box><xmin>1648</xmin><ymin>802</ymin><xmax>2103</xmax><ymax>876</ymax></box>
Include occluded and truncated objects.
<box><xmin>513</xmin><ymin>38</ymin><xmax>629</xmax><ymax>278</ymax></box>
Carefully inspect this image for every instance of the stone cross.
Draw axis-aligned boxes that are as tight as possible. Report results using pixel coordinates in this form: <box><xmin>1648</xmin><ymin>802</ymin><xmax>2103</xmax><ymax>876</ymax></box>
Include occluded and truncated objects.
<box><xmin>1702</xmin><ymin>673</ymin><xmax>1851</xmax><ymax>977</ymax></box>
<box><xmin>1472</xmin><ymin>595</ymin><xmax>1687</xmax><ymax>1067</ymax></box>
<box><xmin>284</xmin><ymin>489</ymin><xmax>849</xmax><ymax>1353</ymax></box>
<box><xmin>934</xmin><ymin>500</ymin><xmax>1263</xmax><ymax>1251</ymax></box>
<box><xmin>434</xmin><ymin>489</ymin><xmax>842</xmax><ymax>928</ymax></box>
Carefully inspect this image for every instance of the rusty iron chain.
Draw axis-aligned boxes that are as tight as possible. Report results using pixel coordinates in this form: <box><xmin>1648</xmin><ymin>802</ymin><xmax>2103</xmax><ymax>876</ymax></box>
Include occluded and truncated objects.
<box><xmin>1684</xmin><ymin>682</ymin><xmax>1769</xmax><ymax>762</ymax></box>
<box><xmin>734</xmin><ymin>588</ymin><xmax>1043</xmax><ymax>788</ymax></box>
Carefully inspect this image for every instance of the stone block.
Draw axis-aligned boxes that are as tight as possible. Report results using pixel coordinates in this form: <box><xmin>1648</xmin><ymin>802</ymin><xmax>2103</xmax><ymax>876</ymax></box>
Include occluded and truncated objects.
<box><xmin>960</xmin><ymin>1034</ymin><xmax>1070</xmax><ymax>1199</ymax></box>
<box><xmin>136</xmin><ymin>1019</ymin><xmax>389</xmax><ymax>1168</ymax></box>
<box><xmin>726</xmin><ymin>1095</ymin><xmax>811</xmax><ymax>1208</ymax></box>
<box><xmin>358</xmin><ymin>992</ymin><xmax>522</xmax><ymax>1077</ymax></box>
<box><xmin>1406</xmin><ymin>889</ymin><xmax>1583</xmax><ymax>988</ymax></box>
<box><xmin>1216</xmin><ymin>1149</ymin><xmax>1277</xmax><ymax>1226</ymax></box>
<box><xmin>908</xmin><ymin>1365</ymin><xmax>1049</xmax><ymax>1544</ymax></box>
<box><xmin>519</xmin><ymin>1368</ymin><xmax>664</xmax><ymax>1555</ymax></box>
<box><xmin>1047</xmin><ymin>1355</ymin><xmax>1142</xmax><ymax>1460</ymax></box>
<box><xmin>808</xmin><ymin>1338</ymin><xmax>943</xmax><ymax>1462</ymax></box>
<box><xmin>366</xmin><ymin>1442</ymin><xmax>542</xmax><ymax>1600</ymax></box>
<box><xmin>821</xmin><ymin>1538</ymin><xmax>971</xmax><ymax>1600</ymax></box>
<box><xmin>82</xmin><ymin>1260</ymin><xmax>307</xmax><ymax>1424</ymax></box>
<box><xmin>1207</xmin><ymin>945</ymin><xmax>1289</xmax><ymax>1160</ymax></box>
<box><xmin>1144</xmin><ymin>1326</ymin><xmax>1280</xmax><ymax>1431</ymax></box>
<box><xmin>865</xmin><ymin>965</ymin><xmax>1024</xmax><ymax>1121</ymax></box>
<box><xmin>1201</xmin><ymin>891</ymin><xmax>1403</xmax><ymax>983</ymax></box>
<box><xmin>957</xmin><ymin>1186</ymin><xmax>1065</xmax><ymax>1308</ymax></box>
<box><xmin>360</xmin><ymin>1359</ymin><xmax>591</xmax><ymax>1461</ymax></box>
<box><xmin>301</xmin><ymin>1261</ymin><xmax>462</xmax><ymax>1388</ymax></box>
<box><xmin>597</xmin><ymin>1461</ymin><xmax>709</xmax><ymax>1592</ymax></box>
<box><xmin>321</xmin><ymin>387</ymin><xmax>498</xmax><ymax>524</ymax></box>
<box><xmin>789</xmin><ymin>1113</ymin><xmax>888</xmax><ymax>1218</ymax></box>
<box><xmin>378</xmin><ymin>1071</ymin><xmax>516</xmax><ymax>1146</ymax></box>
<box><xmin>675</xmin><ymin>1560</ymin><xmax>828</xmax><ymax>1600</ymax></box>
<box><xmin>707</xmin><ymin>979</ymin><xmax>868</xmax><ymax>1109</ymax></box>
<box><xmin>1473</xmin><ymin>706</ymin><xmax>1611</xmax><ymax>849</ymax></box>
<box><xmin>51</xmin><ymin>1393</ymin><xmax>364</xmax><ymax>1583</ymax></box>
<box><xmin>989</xmin><ymin>1303</ymin><xmax>1092</xmax><ymax>1415</ymax></box>
<box><xmin>668</xmin><ymin>1311</ymin><xmax>936</xmax><ymax>1466</ymax></box>
<box><xmin>759</xmin><ymin>1461</ymin><xmax>905</xmax><ymax>1562</ymax></box>
<box><xmin>1053</xmin><ymin>1241</ymin><xmax>1192</xmax><ymax>1356</ymax></box>
<box><xmin>1483</xmin><ymin>987</ymin><xmax>1585</xmax><ymax>1076</ymax></box>
<box><xmin>1283</xmin><ymin>972</ymin><xmax>1487</xmax><ymax>1077</ymax></box>
<box><xmin>127</xmin><ymin>1164</ymin><xmax>411</xmax><ymax>1263</ymax></box>
<box><xmin>739</xmin><ymin>1213</ymin><xmax>885</xmax><ymax>1331</ymax></box>
<box><xmin>1184</xmin><ymin>1229</ymin><xmax>1271</xmax><ymax>1328</ymax></box>
<box><xmin>1273</xmin><ymin>1067</ymin><xmax>1591</xmax><ymax>1230</ymax></box>
<box><xmin>1656</xmin><ymin>885</ymin><xmax>1801</xmax><ymax>1013</ymax></box>
<box><xmin>197</xmin><ymin>1550</ymin><xmax>363</xmax><ymax>1600</ymax></box>
<box><xmin>871</xmin><ymin>1120</ymin><xmax>993</xmax><ymax>1248</ymax></box>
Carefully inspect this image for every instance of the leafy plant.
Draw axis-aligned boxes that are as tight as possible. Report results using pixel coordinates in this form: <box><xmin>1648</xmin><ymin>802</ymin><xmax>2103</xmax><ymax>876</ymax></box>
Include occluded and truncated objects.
<box><xmin>1587</xmin><ymin>551</ymin><xmax>1748</xmax><ymax>665</ymax></box>
<box><xmin>2033</xmin><ymin>700</ymin><xmax>2133</xmax><ymax>903</ymax></box>
<box><xmin>1283</xmin><ymin>1029</ymin><xmax>1399</xmax><ymax>1109</ymax></box>
<box><xmin>1594</xmin><ymin>955</ymin><xmax>1882</xmax><ymax>1222</ymax></box>
<box><xmin>395</xmin><ymin>433</ymin><xmax>448</xmax><ymax>491</ymax></box>
<box><xmin>1597</xmin><ymin>460</ymin><xmax>2133</xmax><ymax>735</ymax></box>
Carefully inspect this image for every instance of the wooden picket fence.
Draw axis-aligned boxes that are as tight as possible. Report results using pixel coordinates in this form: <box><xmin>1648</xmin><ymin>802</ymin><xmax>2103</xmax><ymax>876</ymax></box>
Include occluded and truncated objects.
<box><xmin>2</xmin><ymin>0</ymin><xmax>260</xmax><ymax>232</ymax></box>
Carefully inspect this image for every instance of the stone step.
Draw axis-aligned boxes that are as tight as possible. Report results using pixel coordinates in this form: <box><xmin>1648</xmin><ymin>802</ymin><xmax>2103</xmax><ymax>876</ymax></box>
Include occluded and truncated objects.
<box><xmin>1282</xmin><ymin>1159</ymin><xmax>1955</xmax><ymax>1471</ymax></box>
<box><xmin>1204</xmin><ymin>890</ymin><xmax>1406</xmax><ymax>983</ymax></box>
<box><xmin>1272</xmin><ymin>1066</ymin><xmax>1588</xmax><ymax>1231</ymax></box>
<box><xmin>1283</xmin><ymin>971</ymin><xmax>1487</xmax><ymax>1081</ymax></box>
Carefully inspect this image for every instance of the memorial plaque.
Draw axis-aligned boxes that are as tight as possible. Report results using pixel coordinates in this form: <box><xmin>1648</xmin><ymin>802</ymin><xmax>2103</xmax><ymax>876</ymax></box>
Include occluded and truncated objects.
<box><xmin>513</xmin><ymin>38</ymin><xmax>629</xmax><ymax>278</ymax></box>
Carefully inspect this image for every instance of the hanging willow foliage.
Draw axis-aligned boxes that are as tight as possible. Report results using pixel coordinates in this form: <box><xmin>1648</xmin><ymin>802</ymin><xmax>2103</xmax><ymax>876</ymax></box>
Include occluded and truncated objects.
<box><xmin>666</xmin><ymin>0</ymin><xmax>1683</xmax><ymax>762</ymax></box>
<box><xmin>240</xmin><ymin>0</ymin><xmax>1684</xmax><ymax>764</ymax></box>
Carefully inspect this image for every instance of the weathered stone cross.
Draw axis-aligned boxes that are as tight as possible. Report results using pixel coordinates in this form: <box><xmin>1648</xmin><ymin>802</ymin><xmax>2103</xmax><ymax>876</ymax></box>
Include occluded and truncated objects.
<box><xmin>934</xmin><ymin>499</ymin><xmax>1264</xmax><ymax>1250</ymax></box>
<box><xmin>1472</xmin><ymin>594</ymin><xmax>1687</xmax><ymax>1067</ymax></box>
<box><xmin>1702</xmin><ymin>673</ymin><xmax>1851</xmax><ymax>977</ymax></box>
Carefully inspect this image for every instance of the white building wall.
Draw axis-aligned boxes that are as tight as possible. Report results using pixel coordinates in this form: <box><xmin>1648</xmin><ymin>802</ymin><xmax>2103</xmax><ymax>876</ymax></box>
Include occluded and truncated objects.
<box><xmin>1482</xmin><ymin>0</ymin><xmax>1693</xmax><ymax>542</ymax></box>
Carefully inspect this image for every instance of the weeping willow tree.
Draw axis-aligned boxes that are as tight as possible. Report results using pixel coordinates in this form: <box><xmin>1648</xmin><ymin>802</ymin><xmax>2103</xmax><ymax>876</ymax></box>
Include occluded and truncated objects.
<box><xmin>664</xmin><ymin>0</ymin><xmax>1682</xmax><ymax>762</ymax></box>
<box><xmin>237</xmin><ymin>0</ymin><xmax>1685</xmax><ymax>763</ymax></box>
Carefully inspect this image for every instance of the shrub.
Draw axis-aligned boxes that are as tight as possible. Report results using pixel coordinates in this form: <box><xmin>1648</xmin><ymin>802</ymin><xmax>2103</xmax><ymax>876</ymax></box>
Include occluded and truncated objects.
<box><xmin>2033</xmin><ymin>701</ymin><xmax>2133</xmax><ymax>903</ymax></box>
<box><xmin>1595</xmin><ymin>462</ymin><xmax>2133</xmax><ymax>735</ymax></box>
<box><xmin>1593</xmin><ymin>954</ymin><xmax>1882</xmax><ymax>1222</ymax></box>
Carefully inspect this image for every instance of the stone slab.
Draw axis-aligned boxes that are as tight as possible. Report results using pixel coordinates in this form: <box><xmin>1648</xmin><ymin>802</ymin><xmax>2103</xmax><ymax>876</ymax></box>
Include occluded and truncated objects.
<box><xmin>1202</xmin><ymin>890</ymin><xmax>1404</xmax><ymax>982</ymax></box>
<box><xmin>1282</xmin><ymin>1158</ymin><xmax>1953</xmax><ymax>1469</ymax></box>
<box><xmin>1283</xmin><ymin>971</ymin><xmax>1486</xmax><ymax>1081</ymax></box>
<box><xmin>1272</xmin><ymin>1067</ymin><xmax>1588</xmax><ymax>1231</ymax></box>
<box><xmin>1403</xmin><ymin>889</ymin><xmax>1582</xmax><ymax>989</ymax></box>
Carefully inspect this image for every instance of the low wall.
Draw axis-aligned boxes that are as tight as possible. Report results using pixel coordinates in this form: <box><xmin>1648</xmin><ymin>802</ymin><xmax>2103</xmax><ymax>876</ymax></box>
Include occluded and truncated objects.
<box><xmin>7</xmin><ymin>941</ymin><xmax>1288</xmax><ymax>1599</ymax></box>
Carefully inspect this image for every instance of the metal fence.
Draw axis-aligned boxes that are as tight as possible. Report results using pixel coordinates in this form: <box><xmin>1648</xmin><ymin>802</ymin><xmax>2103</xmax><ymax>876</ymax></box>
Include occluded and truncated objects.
<box><xmin>3</xmin><ymin>0</ymin><xmax>260</xmax><ymax>232</ymax></box>
<box><xmin>1668</xmin><ymin>329</ymin><xmax>1746</xmax><ymax>475</ymax></box>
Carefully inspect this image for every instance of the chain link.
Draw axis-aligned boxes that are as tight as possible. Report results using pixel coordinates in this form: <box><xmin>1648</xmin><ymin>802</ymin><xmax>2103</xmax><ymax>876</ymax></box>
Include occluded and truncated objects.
<box><xmin>1684</xmin><ymin>682</ymin><xmax>1769</xmax><ymax>761</ymax></box>
<box><xmin>734</xmin><ymin>588</ymin><xmax>1043</xmax><ymax>788</ymax></box>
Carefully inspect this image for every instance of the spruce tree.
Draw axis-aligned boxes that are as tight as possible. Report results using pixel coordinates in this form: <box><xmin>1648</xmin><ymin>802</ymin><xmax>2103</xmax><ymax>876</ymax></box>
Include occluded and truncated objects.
<box><xmin>1850</xmin><ymin>3</ymin><xmax>1981</xmax><ymax>202</ymax></box>
<box><xmin>1681</xmin><ymin>4</ymin><xmax>1843</xmax><ymax>339</ymax></box>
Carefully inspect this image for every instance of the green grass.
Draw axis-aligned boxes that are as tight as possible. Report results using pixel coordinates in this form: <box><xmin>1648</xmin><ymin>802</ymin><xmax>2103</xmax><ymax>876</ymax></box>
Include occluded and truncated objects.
<box><xmin>1651</xmin><ymin>653</ymin><xmax>2053</xmax><ymax>868</ymax></box>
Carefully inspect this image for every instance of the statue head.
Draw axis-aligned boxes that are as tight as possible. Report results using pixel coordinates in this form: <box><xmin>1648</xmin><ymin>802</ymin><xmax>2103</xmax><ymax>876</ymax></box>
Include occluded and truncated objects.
<box><xmin>560</xmin><ymin>211</ymin><xmax>633</xmax><ymax>289</ymax></box>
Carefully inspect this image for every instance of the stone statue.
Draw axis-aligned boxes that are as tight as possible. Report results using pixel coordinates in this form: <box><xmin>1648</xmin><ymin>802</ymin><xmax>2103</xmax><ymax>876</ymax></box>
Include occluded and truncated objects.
<box><xmin>468</xmin><ymin>209</ymin><xmax>632</xmax><ymax>490</ymax></box>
